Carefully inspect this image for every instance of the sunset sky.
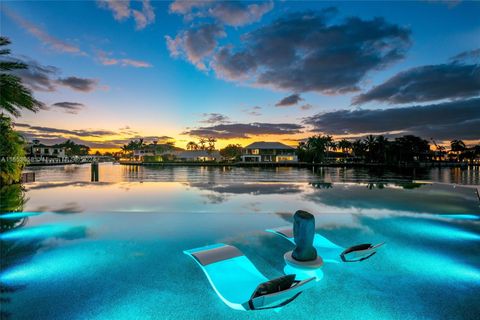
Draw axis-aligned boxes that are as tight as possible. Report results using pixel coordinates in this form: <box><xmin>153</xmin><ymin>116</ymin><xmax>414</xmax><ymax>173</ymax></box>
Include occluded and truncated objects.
<box><xmin>1</xmin><ymin>0</ymin><xmax>479</xmax><ymax>151</ymax></box>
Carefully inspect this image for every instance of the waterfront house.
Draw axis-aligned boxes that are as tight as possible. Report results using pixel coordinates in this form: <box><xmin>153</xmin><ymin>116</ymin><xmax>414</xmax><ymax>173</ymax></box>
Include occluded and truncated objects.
<box><xmin>26</xmin><ymin>140</ymin><xmax>66</xmax><ymax>158</ymax></box>
<box><xmin>132</xmin><ymin>143</ymin><xmax>181</xmax><ymax>160</ymax></box>
<box><xmin>132</xmin><ymin>143</ymin><xmax>221</xmax><ymax>162</ymax></box>
<box><xmin>241</xmin><ymin>142</ymin><xmax>298</xmax><ymax>162</ymax></box>
<box><xmin>133</xmin><ymin>143</ymin><xmax>177</xmax><ymax>158</ymax></box>
<box><xmin>175</xmin><ymin>150</ymin><xmax>221</xmax><ymax>162</ymax></box>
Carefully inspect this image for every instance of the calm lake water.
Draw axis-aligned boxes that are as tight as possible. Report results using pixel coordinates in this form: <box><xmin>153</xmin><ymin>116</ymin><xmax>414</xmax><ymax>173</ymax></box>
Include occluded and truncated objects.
<box><xmin>1</xmin><ymin>164</ymin><xmax>479</xmax><ymax>320</ymax></box>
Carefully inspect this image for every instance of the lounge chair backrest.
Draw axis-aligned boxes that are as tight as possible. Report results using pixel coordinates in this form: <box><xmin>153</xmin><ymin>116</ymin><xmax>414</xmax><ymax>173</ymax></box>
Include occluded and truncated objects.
<box><xmin>248</xmin><ymin>276</ymin><xmax>316</xmax><ymax>310</ymax></box>
<box><xmin>190</xmin><ymin>244</ymin><xmax>243</xmax><ymax>266</ymax></box>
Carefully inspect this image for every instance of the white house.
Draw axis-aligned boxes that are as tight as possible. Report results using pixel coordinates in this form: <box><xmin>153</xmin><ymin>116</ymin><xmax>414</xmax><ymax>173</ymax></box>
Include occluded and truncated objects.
<box><xmin>26</xmin><ymin>140</ymin><xmax>66</xmax><ymax>158</ymax></box>
<box><xmin>132</xmin><ymin>144</ymin><xmax>222</xmax><ymax>162</ymax></box>
<box><xmin>175</xmin><ymin>150</ymin><xmax>222</xmax><ymax>162</ymax></box>
<box><xmin>241</xmin><ymin>142</ymin><xmax>298</xmax><ymax>163</ymax></box>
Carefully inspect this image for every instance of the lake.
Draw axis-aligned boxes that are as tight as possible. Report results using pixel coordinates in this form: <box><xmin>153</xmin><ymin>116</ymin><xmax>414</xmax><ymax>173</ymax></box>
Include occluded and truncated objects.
<box><xmin>1</xmin><ymin>164</ymin><xmax>479</xmax><ymax>319</ymax></box>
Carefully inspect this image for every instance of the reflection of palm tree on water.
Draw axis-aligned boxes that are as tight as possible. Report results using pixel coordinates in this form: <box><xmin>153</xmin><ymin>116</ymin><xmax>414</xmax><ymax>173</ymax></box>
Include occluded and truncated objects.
<box><xmin>1</xmin><ymin>184</ymin><xmax>28</xmax><ymax>319</ymax></box>
<box><xmin>0</xmin><ymin>184</ymin><xmax>27</xmax><ymax>231</ymax></box>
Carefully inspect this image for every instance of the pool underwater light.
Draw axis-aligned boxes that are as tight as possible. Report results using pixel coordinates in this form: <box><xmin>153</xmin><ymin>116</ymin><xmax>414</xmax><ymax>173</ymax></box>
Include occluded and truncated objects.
<box><xmin>440</xmin><ymin>214</ymin><xmax>479</xmax><ymax>220</ymax></box>
<box><xmin>399</xmin><ymin>220</ymin><xmax>480</xmax><ymax>241</ymax></box>
<box><xmin>0</xmin><ymin>224</ymin><xmax>82</xmax><ymax>240</ymax></box>
<box><xmin>0</xmin><ymin>211</ymin><xmax>43</xmax><ymax>219</ymax></box>
<box><xmin>390</xmin><ymin>246</ymin><xmax>480</xmax><ymax>283</ymax></box>
<box><xmin>0</xmin><ymin>244</ymin><xmax>112</xmax><ymax>284</ymax></box>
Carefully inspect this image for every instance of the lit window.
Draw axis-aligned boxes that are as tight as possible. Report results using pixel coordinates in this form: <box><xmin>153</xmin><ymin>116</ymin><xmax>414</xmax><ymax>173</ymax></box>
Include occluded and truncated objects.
<box><xmin>252</xmin><ymin>149</ymin><xmax>259</xmax><ymax>155</ymax></box>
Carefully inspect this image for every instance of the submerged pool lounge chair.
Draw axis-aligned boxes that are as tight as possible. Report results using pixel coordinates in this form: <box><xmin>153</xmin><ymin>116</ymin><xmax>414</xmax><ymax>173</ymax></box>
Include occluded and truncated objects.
<box><xmin>266</xmin><ymin>227</ymin><xmax>384</xmax><ymax>263</ymax></box>
<box><xmin>184</xmin><ymin>243</ymin><xmax>316</xmax><ymax>311</ymax></box>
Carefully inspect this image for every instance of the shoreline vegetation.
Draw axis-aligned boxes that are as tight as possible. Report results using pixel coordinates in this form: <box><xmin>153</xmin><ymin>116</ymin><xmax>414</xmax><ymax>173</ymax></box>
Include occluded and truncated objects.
<box><xmin>113</xmin><ymin>134</ymin><xmax>479</xmax><ymax>168</ymax></box>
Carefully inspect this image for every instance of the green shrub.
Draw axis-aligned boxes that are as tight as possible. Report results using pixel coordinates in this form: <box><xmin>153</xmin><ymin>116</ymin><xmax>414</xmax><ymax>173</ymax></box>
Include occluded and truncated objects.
<box><xmin>0</xmin><ymin>115</ymin><xmax>26</xmax><ymax>185</ymax></box>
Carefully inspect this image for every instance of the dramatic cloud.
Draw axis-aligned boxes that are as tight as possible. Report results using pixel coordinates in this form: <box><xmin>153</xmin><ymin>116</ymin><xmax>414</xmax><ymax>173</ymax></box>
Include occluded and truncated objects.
<box><xmin>132</xmin><ymin>0</ymin><xmax>155</xmax><ymax>30</ymax></box>
<box><xmin>207</xmin><ymin>1</ymin><xmax>273</xmax><ymax>27</ymax></box>
<box><xmin>200</xmin><ymin>113</ymin><xmax>230</xmax><ymax>124</ymax></box>
<box><xmin>242</xmin><ymin>106</ymin><xmax>262</xmax><ymax>116</ymax></box>
<box><xmin>275</xmin><ymin>94</ymin><xmax>303</xmax><ymax>107</ymax></box>
<box><xmin>57</xmin><ymin>77</ymin><xmax>98</xmax><ymax>92</ymax></box>
<box><xmin>15</xmin><ymin>123</ymin><xmax>116</xmax><ymax>138</ymax></box>
<box><xmin>212</xmin><ymin>9</ymin><xmax>411</xmax><ymax>94</ymax></box>
<box><xmin>304</xmin><ymin>98</ymin><xmax>480</xmax><ymax>141</ymax></box>
<box><xmin>96</xmin><ymin>50</ymin><xmax>152</xmax><ymax>67</ymax></box>
<box><xmin>97</xmin><ymin>0</ymin><xmax>131</xmax><ymax>20</ymax></box>
<box><xmin>450</xmin><ymin>48</ymin><xmax>480</xmax><ymax>62</ymax></box>
<box><xmin>12</xmin><ymin>59</ymin><xmax>59</xmax><ymax>92</ymax></box>
<box><xmin>10</xmin><ymin>58</ymin><xmax>100</xmax><ymax>93</ymax></box>
<box><xmin>169</xmin><ymin>1</ymin><xmax>273</xmax><ymax>27</ymax></box>
<box><xmin>50</xmin><ymin>102</ymin><xmax>86</xmax><ymax>114</ymax></box>
<box><xmin>353</xmin><ymin>62</ymin><xmax>480</xmax><ymax>105</ymax></box>
<box><xmin>166</xmin><ymin>23</ymin><xmax>226</xmax><ymax>70</ymax></box>
<box><xmin>183</xmin><ymin>122</ymin><xmax>304</xmax><ymax>139</ymax></box>
<box><xmin>97</xmin><ymin>0</ymin><xmax>155</xmax><ymax>30</ymax></box>
<box><xmin>2</xmin><ymin>6</ymin><xmax>84</xmax><ymax>54</ymax></box>
<box><xmin>14</xmin><ymin>123</ymin><xmax>176</xmax><ymax>149</ymax></box>
<box><xmin>212</xmin><ymin>46</ymin><xmax>257</xmax><ymax>79</ymax></box>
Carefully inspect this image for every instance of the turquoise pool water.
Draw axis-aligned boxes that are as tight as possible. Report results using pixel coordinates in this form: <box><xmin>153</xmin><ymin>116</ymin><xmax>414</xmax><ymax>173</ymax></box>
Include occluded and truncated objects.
<box><xmin>1</xmin><ymin>164</ymin><xmax>479</xmax><ymax>319</ymax></box>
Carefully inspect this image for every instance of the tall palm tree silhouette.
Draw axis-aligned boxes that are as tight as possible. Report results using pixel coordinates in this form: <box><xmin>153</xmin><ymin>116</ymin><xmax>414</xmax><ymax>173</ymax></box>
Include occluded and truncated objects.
<box><xmin>0</xmin><ymin>37</ymin><xmax>42</xmax><ymax>117</ymax></box>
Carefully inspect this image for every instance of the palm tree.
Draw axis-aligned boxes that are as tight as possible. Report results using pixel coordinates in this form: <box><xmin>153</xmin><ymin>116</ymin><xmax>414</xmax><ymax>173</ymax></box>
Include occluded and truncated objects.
<box><xmin>198</xmin><ymin>138</ymin><xmax>207</xmax><ymax>150</ymax></box>
<box><xmin>352</xmin><ymin>139</ymin><xmax>366</xmax><ymax>159</ymax></box>
<box><xmin>165</xmin><ymin>141</ymin><xmax>175</xmax><ymax>151</ymax></box>
<box><xmin>207</xmin><ymin>137</ymin><xmax>217</xmax><ymax>152</ymax></box>
<box><xmin>186</xmin><ymin>141</ymin><xmax>198</xmax><ymax>150</ymax></box>
<box><xmin>0</xmin><ymin>37</ymin><xmax>42</xmax><ymax>117</ymax></box>
<box><xmin>306</xmin><ymin>135</ymin><xmax>329</xmax><ymax>163</ymax></box>
<box><xmin>337</xmin><ymin>139</ymin><xmax>352</xmax><ymax>154</ymax></box>
<box><xmin>375</xmin><ymin>135</ymin><xmax>389</xmax><ymax>163</ymax></box>
<box><xmin>364</xmin><ymin>135</ymin><xmax>377</xmax><ymax>163</ymax></box>
<box><xmin>450</xmin><ymin>140</ymin><xmax>466</xmax><ymax>152</ymax></box>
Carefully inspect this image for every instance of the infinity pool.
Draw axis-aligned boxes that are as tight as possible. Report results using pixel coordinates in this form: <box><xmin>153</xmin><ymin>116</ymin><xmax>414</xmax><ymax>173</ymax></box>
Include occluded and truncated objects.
<box><xmin>1</xmin><ymin>164</ymin><xmax>479</xmax><ymax>319</ymax></box>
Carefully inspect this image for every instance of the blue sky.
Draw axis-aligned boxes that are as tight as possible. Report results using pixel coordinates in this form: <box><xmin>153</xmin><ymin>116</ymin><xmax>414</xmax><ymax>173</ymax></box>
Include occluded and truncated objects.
<box><xmin>1</xmin><ymin>0</ymin><xmax>479</xmax><ymax>150</ymax></box>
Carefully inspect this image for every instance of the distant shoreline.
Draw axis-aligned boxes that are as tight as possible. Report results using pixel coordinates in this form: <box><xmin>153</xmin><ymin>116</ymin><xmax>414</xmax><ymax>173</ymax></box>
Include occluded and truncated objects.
<box><xmin>117</xmin><ymin>161</ymin><xmax>474</xmax><ymax>168</ymax></box>
<box><xmin>23</xmin><ymin>160</ymin><xmax>476</xmax><ymax>168</ymax></box>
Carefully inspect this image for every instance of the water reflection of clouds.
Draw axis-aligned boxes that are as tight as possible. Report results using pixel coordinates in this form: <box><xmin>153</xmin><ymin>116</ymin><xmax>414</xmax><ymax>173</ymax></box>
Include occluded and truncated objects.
<box><xmin>189</xmin><ymin>182</ymin><xmax>304</xmax><ymax>195</ymax></box>
<box><xmin>201</xmin><ymin>193</ymin><xmax>229</xmax><ymax>204</ymax></box>
<box><xmin>51</xmin><ymin>202</ymin><xmax>83</xmax><ymax>214</ymax></box>
<box><xmin>190</xmin><ymin>182</ymin><xmax>305</xmax><ymax>205</ymax></box>
<box><xmin>304</xmin><ymin>183</ymin><xmax>480</xmax><ymax>215</ymax></box>
<box><xmin>27</xmin><ymin>181</ymin><xmax>114</xmax><ymax>190</ymax></box>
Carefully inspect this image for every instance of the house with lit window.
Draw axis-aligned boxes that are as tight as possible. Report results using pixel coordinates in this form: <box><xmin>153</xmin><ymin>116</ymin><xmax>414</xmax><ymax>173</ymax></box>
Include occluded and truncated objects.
<box><xmin>241</xmin><ymin>142</ymin><xmax>298</xmax><ymax>163</ymax></box>
<box><xmin>26</xmin><ymin>140</ymin><xmax>66</xmax><ymax>158</ymax></box>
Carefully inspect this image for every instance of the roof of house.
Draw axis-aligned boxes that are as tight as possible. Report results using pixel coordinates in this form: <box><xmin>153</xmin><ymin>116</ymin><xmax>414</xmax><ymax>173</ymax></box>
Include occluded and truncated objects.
<box><xmin>29</xmin><ymin>143</ymin><xmax>64</xmax><ymax>148</ymax></box>
<box><xmin>244</xmin><ymin>142</ymin><xmax>294</xmax><ymax>150</ymax></box>
<box><xmin>140</xmin><ymin>143</ymin><xmax>184</xmax><ymax>151</ymax></box>
<box><xmin>176</xmin><ymin>150</ymin><xmax>221</xmax><ymax>158</ymax></box>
